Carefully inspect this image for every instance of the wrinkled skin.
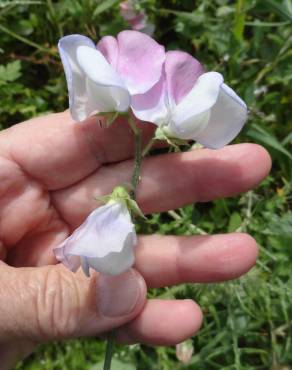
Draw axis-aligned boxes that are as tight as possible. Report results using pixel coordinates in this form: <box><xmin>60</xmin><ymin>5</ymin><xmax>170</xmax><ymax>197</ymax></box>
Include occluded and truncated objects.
<box><xmin>0</xmin><ymin>111</ymin><xmax>271</xmax><ymax>368</ymax></box>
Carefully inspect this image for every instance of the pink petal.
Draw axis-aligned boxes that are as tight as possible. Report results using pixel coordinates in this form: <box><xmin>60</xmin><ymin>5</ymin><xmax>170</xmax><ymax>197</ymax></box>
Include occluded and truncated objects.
<box><xmin>96</xmin><ymin>35</ymin><xmax>118</xmax><ymax>69</ymax></box>
<box><xmin>120</xmin><ymin>0</ymin><xmax>136</xmax><ymax>19</ymax></box>
<box><xmin>165</xmin><ymin>51</ymin><xmax>204</xmax><ymax>106</ymax></box>
<box><xmin>116</xmin><ymin>30</ymin><xmax>165</xmax><ymax>94</ymax></box>
<box><xmin>128</xmin><ymin>14</ymin><xmax>147</xmax><ymax>30</ymax></box>
<box><xmin>131</xmin><ymin>74</ymin><xmax>168</xmax><ymax>123</ymax></box>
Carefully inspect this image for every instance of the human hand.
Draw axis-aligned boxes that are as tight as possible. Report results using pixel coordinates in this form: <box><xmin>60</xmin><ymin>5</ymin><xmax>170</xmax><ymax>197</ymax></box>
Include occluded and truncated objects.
<box><xmin>0</xmin><ymin>111</ymin><xmax>271</xmax><ymax>369</ymax></box>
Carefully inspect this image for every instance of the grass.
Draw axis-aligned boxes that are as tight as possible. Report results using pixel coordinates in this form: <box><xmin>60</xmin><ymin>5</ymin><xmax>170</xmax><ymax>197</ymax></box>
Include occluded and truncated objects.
<box><xmin>0</xmin><ymin>0</ymin><xmax>292</xmax><ymax>369</ymax></box>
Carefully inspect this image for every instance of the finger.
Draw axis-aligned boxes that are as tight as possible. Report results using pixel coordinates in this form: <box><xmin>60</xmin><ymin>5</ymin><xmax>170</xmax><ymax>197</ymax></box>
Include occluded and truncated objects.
<box><xmin>116</xmin><ymin>299</ymin><xmax>203</xmax><ymax>345</ymax></box>
<box><xmin>52</xmin><ymin>144</ymin><xmax>271</xmax><ymax>228</ymax></box>
<box><xmin>135</xmin><ymin>233</ymin><xmax>258</xmax><ymax>288</ymax></box>
<box><xmin>0</xmin><ymin>264</ymin><xmax>146</xmax><ymax>342</ymax></box>
<box><xmin>0</xmin><ymin>241</ymin><xmax>7</xmax><ymax>260</ymax></box>
<box><xmin>0</xmin><ymin>111</ymin><xmax>155</xmax><ymax>190</ymax></box>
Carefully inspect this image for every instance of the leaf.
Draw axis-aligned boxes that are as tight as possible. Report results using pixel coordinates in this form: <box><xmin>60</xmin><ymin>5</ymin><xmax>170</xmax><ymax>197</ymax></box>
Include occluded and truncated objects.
<box><xmin>90</xmin><ymin>359</ymin><xmax>136</xmax><ymax>370</ymax></box>
<box><xmin>0</xmin><ymin>61</ymin><xmax>21</xmax><ymax>85</ymax></box>
<box><xmin>93</xmin><ymin>0</ymin><xmax>119</xmax><ymax>17</ymax></box>
<box><xmin>281</xmin><ymin>131</ymin><xmax>292</xmax><ymax>146</ymax></box>
<box><xmin>263</xmin><ymin>212</ymin><xmax>292</xmax><ymax>236</ymax></box>
<box><xmin>159</xmin><ymin>9</ymin><xmax>204</xmax><ymax>24</ymax></box>
<box><xmin>246</xmin><ymin>123</ymin><xmax>292</xmax><ymax>160</ymax></box>
<box><xmin>228</xmin><ymin>212</ymin><xmax>242</xmax><ymax>232</ymax></box>
<box><xmin>264</xmin><ymin>0</ymin><xmax>292</xmax><ymax>22</ymax></box>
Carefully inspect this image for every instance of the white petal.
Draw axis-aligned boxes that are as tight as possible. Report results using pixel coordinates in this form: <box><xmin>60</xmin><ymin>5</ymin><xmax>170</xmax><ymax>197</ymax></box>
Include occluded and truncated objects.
<box><xmin>87</xmin><ymin>232</ymin><xmax>137</xmax><ymax>275</ymax></box>
<box><xmin>81</xmin><ymin>257</ymin><xmax>90</xmax><ymax>277</ymax></box>
<box><xmin>194</xmin><ymin>83</ymin><xmax>247</xmax><ymax>148</ymax></box>
<box><xmin>76</xmin><ymin>46</ymin><xmax>130</xmax><ymax>113</ymax></box>
<box><xmin>58</xmin><ymin>34</ymin><xmax>97</xmax><ymax>122</ymax></box>
<box><xmin>77</xmin><ymin>46</ymin><xmax>123</xmax><ymax>86</ymax></box>
<box><xmin>54</xmin><ymin>202</ymin><xmax>137</xmax><ymax>276</ymax></box>
<box><xmin>171</xmin><ymin>72</ymin><xmax>223</xmax><ymax>138</ymax></box>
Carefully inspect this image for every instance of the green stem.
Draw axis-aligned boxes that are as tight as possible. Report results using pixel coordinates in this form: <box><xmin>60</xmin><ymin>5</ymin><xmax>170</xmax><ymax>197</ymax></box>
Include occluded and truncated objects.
<box><xmin>102</xmin><ymin>116</ymin><xmax>142</xmax><ymax>370</ymax></box>
<box><xmin>142</xmin><ymin>138</ymin><xmax>155</xmax><ymax>157</ymax></box>
<box><xmin>0</xmin><ymin>23</ymin><xmax>57</xmax><ymax>56</ymax></box>
<box><xmin>103</xmin><ymin>330</ymin><xmax>115</xmax><ymax>370</ymax></box>
<box><xmin>128</xmin><ymin>117</ymin><xmax>142</xmax><ymax>201</ymax></box>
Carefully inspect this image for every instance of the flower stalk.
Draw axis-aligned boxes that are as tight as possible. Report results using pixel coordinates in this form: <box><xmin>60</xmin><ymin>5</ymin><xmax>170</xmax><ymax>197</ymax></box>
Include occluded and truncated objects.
<box><xmin>128</xmin><ymin>116</ymin><xmax>142</xmax><ymax>201</ymax></box>
<box><xmin>103</xmin><ymin>330</ymin><xmax>115</xmax><ymax>370</ymax></box>
<box><xmin>103</xmin><ymin>115</ymin><xmax>143</xmax><ymax>370</ymax></box>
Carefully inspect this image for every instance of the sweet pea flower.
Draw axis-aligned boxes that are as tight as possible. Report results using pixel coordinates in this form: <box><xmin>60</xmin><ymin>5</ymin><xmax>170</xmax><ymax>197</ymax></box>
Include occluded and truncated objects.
<box><xmin>131</xmin><ymin>51</ymin><xmax>248</xmax><ymax>149</ymax></box>
<box><xmin>54</xmin><ymin>200</ymin><xmax>137</xmax><ymax>276</ymax></box>
<box><xmin>120</xmin><ymin>0</ymin><xmax>155</xmax><ymax>36</ymax></box>
<box><xmin>58</xmin><ymin>31</ymin><xmax>165</xmax><ymax>121</ymax></box>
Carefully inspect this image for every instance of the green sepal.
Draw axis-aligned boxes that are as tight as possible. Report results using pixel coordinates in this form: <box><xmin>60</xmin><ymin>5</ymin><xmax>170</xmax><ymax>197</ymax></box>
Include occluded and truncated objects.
<box><xmin>95</xmin><ymin>185</ymin><xmax>146</xmax><ymax>220</ymax></box>
<box><xmin>154</xmin><ymin>127</ymin><xmax>188</xmax><ymax>151</ymax></box>
<box><xmin>128</xmin><ymin>199</ymin><xmax>147</xmax><ymax>220</ymax></box>
<box><xmin>94</xmin><ymin>194</ymin><xmax>111</xmax><ymax>204</ymax></box>
<box><xmin>95</xmin><ymin>111</ymin><xmax>129</xmax><ymax>128</ymax></box>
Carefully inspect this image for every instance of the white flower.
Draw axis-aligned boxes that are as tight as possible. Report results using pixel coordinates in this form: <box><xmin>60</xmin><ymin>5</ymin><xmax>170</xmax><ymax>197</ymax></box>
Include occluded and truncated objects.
<box><xmin>54</xmin><ymin>201</ymin><xmax>137</xmax><ymax>276</ymax></box>
<box><xmin>132</xmin><ymin>51</ymin><xmax>248</xmax><ymax>149</ymax></box>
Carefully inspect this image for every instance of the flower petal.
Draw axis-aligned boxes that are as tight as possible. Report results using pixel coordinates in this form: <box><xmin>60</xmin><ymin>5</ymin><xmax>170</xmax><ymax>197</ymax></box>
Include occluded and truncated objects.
<box><xmin>194</xmin><ymin>83</ymin><xmax>247</xmax><ymax>149</ymax></box>
<box><xmin>96</xmin><ymin>35</ymin><xmax>118</xmax><ymax>69</ymax></box>
<box><xmin>116</xmin><ymin>30</ymin><xmax>165</xmax><ymax>94</ymax></box>
<box><xmin>58</xmin><ymin>34</ymin><xmax>96</xmax><ymax>122</ymax></box>
<box><xmin>54</xmin><ymin>202</ymin><xmax>137</xmax><ymax>276</ymax></box>
<box><xmin>54</xmin><ymin>241</ymin><xmax>81</xmax><ymax>272</ymax></box>
<box><xmin>86</xmin><ymin>232</ymin><xmax>137</xmax><ymax>275</ymax></box>
<box><xmin>81</xmin><ymin>257</ymin><xmax>90</xmax><ymax>277</ymax></box>
<box><xmin>131</xmin><ymin>74</ymin><xmax>168</xmax><ymax>124</ymax></box>
<box><xmin>76</xmin><ymin>45</ymin><xmax>130</xmax><ymax>113</ymax></box>
<box><xmin>171</xmin><ymin>72</ymin><xmax>224</xmax><ymax>138</ymax></box>
<box><xmin>165</xmin><ymin>51</ymin><xmax>204</xmax><ymax>106</ymax></box>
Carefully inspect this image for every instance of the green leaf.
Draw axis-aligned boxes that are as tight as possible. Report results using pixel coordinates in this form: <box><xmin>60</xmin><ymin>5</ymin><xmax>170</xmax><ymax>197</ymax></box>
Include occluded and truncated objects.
<box><xmin>263</xmin><ymin>212</ymin><xmax>292</xmax><ymax>236</ymax></box>
<box><xmin>246</xmin><ymin>123</ymin><xmax>292</xmax><ymax>160</ymax></box>
<box><xmin>228</xmin><ymin>212</ymin><xmax>242</xmax><ymax>232</ymax></box>
<box><xmin>281</xmin><ymin>131</ymin><xmax>292</xmax><ymax>146</ymax></box>
<box><xmin>264</xmin><ymin>0</ymin><xmax>292</xmax><ymax>21</ymax></box>
<box><xmin>159</xmin><ymin>9</ymin><xmax>204</xmax><ymax>24</ymax></box>
<box><xmin>93</xmin><ymin>0</ymin><xmax>119</xmax><ymax>17</ymax></box>
<box><xmin>0</xmin><ymin>61</ymin><xmax>21</xmax><ymax>85</ymax></box>
<box><xmin>89</xmin><ymin>359</ymin><xmax>136</xmax><ymax>370</ymax></box>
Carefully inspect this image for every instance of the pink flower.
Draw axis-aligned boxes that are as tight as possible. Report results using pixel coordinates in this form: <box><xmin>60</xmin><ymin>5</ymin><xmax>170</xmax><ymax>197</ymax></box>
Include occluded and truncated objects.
<box><xmin>120</xmin><ymin>0</ymin><xmax>155</xmax><ymax>36</ymax></box>
<box><xmin>131</xmin><ymin>51</ymin><xmax>247</xmax><ymax>149</ymax></box>
<box><xmin>58</xmin><ymin>31</ymin><xmax>164</xmax><ymax>121</ymax></box>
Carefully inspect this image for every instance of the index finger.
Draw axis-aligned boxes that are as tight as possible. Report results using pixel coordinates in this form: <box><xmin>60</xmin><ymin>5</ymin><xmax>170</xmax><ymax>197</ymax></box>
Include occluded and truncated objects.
<box><xmin>0</xmin><ymin>111</ymin><xmax>155</xmax><ymax>190</ymax></box>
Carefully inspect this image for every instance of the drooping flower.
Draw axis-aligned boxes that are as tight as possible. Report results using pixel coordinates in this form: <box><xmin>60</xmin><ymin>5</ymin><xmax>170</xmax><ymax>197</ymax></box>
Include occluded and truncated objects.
<box><xmin>58</xmin><ymin>31</ymin><xmax>165</xmax><ymax>122</ymax></box>
<box><xmin>131</xmin><ymin>51</ymin><xmax>248</xmax><ymax>149</ymax></box>
<box><xmin>54</xmin><ymin>200</ymin><xmax>137</xmax><ymax>276</ymax></box>
<box><xmin>120</xmin><ymin>0</ymin><xmax>155</xmax><ymax>36</ymax></box>
<box><xmin>176</xmin><ymin>340</ymin><xmax>194</xmax><ymax>364</ymax></box>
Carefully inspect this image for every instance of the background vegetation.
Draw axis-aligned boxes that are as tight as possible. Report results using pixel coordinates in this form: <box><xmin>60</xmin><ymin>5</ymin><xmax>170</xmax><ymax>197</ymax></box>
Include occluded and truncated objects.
<box><xmin>0</xmin><ymin>0</ymin><xmax>291</xmax><ymax>369</ymax></box>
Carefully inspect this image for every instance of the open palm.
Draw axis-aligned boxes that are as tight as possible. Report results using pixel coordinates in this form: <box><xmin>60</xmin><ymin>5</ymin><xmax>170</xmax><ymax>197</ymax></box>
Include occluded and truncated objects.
<box><xmin>0</xmin><ymin>111</ymin><xmax>270</xmax><ymax>367</ymax></box>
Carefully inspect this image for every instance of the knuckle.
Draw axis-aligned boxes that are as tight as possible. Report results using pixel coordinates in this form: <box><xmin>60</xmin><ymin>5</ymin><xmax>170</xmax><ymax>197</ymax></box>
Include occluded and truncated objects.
<box><xmin>34</xmin><ymin>266</ymin><xmax>82</xmax><ymax>340</ymax></box>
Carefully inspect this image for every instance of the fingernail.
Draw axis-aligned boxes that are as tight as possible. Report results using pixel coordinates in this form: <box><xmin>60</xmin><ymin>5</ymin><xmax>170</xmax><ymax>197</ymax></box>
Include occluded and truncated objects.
<box><xmin>97</xmin><ymin>269</ymin><xmax>143</xmax><ymax>317</ymax></box>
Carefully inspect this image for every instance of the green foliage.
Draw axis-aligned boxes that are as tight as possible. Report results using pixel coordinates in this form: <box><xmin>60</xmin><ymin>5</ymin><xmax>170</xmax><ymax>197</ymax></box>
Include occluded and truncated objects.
<box><xmin>0</xmin><ymin>0</ymin><xmax>292</xmax><ymax>369</ymax></box>
<box><xmin>90</xmin><ymin>358</ymin><xmax>136</xmax><ymax>370</ymax></box>
<box><xmin>0</xmin><ymin>60</ymin><xmax>21</xmax><ymax>84</ymax></box>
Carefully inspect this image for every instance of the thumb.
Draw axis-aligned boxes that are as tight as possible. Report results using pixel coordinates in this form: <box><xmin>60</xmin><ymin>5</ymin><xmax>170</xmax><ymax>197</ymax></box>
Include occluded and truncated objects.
<box><xmin>0</xmin><ymin>262</ymin><xmax>146</xmax><ymax>342</ymax></box>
